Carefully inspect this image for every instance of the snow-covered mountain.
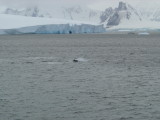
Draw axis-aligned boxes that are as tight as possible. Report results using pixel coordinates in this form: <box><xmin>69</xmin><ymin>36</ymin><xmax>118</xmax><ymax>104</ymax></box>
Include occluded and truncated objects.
<box><xmin>151</xmin><ymin>9</ymin><xmax>160</xmax><ymax>21</ymax></box>
<box><xmin>0</xmin><ymin>1</ymin><xmax>160</xmax><ymax>33</ymax></box>
<box><xmin>139</xmin><ymin>8</ymin><xmax>160</xmax><ymax>21</ymax></box>
<box><xmin>100</xmin><ymin>2</ymin><xmax>142</xmax><ymax>27</ymax></box>
<box><xmin>1</xmin><ymin>1</ymin><xmax>160</xmax><ymax>27</ymax></box>
<box><xmin>62</xmin><ymin>6</ymin><xmax>101</xmax><ymax>23</ymax></box>
<box><xmin>3</xmin><ymin>7</ymin><xmax>51</xmax><ymax>18</ymax></box>
<box><xmin>1</xmin><ymin>6</ymin><xmax>101</xmax><ymax>23</ymax></box>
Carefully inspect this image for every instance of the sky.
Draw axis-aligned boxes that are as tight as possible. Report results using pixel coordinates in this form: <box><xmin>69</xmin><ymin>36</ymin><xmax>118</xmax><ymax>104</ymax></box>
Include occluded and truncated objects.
<box><xmin>0</xmin><ymin>0</ymin><xmax>160</xmax><ymax>10</ymax></box>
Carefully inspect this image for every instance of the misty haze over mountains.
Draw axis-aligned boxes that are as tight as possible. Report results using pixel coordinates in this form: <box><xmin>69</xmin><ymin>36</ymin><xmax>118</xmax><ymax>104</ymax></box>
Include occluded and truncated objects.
<box><xmin>1</xmin><ymin>1</ymin><xmax>160</xmax><ymax>25</ymax></box>
<box><xmin>0</xmin><ymin>0</ymin><xmax>160</xmax><ymax>34</ymax></box>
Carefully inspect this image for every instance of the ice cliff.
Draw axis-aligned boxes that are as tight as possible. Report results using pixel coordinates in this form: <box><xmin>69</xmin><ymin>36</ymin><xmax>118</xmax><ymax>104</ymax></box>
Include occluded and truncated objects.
<box><xmin>0</xmin><ymin>24</ymin><xmax>106</xmax><ymax>35</ymax></box>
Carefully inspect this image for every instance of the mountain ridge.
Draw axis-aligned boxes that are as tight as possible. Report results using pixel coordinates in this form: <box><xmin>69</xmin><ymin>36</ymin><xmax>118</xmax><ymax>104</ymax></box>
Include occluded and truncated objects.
<box><xmin>0</xmin><ymin>1</ymin><xmax>160</xmax><ymax>30</ymax></box>
<box><xmin>100</xmin><ymin>2</ymin><xmax>142</xmax><ymax>27</ymax></box>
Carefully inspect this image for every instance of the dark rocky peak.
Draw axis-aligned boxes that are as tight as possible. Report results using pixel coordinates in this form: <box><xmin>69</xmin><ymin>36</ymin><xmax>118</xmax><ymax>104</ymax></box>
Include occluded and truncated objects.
<box><xmin>4</xmin><ymin>8</ymin><xmax>18</xmax><ymax>14</ymax></box>
<box><xmin>107</xmin><ymin>12</ymin><xmax>120</xmax><ymax>26</ymax></box>
<box><xmin>100</xmin><ymin>1</ymin><xmax>142</xmax><ymax>27</ymax></box>
<box><xmin>25</xmin><ymin>7</ymin><xmax>40</xmax><ymax>17</ymax></box>
<box><xmin>100</xmin><ymin>7</ymin><xmax>114</xmax><ymax>23</ymax></box>
<box><xmin>117</xmin><ymin>2</ymin><xmax>127</xmax><ymax>11</ymax></box>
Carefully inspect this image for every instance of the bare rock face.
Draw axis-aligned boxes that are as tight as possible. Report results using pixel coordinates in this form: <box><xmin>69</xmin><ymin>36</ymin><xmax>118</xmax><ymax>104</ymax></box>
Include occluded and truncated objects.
<box><xmin>25</xmin><ymin>7</ymin><xmax>39</xmax><ymax>17</ymax></box>
<box><xmin>100</xmin><ymin>7</ymin><xmax>114</xmax><ymax>23</ymax></box>
<box><xmin>105</xmin><ymin>2</ymin><xmax>129</xmax><ymax>26</ymax></box>
<box><xmin>117</xmin><ymin>2</ymin><xmax>127</xmax><ymax>11</ymax></box>
<box><xmin>107</xmin><ymin>12</ymin><xmax>120</xmax><ymax>26</ymax></box>
<box><xmin>100</xmin><ymin>1</ymin><xmax>142</xmax><ymax>27</ymax></box>
<box><xmin>4</xmin><ymin>8</ymin><xmax>16</xmax><ymax>14</ymax></box>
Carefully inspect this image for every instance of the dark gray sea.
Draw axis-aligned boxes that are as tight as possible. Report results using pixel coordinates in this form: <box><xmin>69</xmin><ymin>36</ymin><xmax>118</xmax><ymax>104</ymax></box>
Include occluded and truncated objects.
<box><xmin>0</xmin><ymin>34</ymin><xmax>160</xmax><ymax>120</ymax></box>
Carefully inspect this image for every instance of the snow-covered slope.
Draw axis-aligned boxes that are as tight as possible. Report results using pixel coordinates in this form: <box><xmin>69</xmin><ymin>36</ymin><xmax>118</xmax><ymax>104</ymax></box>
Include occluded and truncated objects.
<box><xmin>152</xmin><ymin>9</ymin><xmax>160</xmax><ymax>21</ymax></box>
<box><xmin>0</xmin><ymin>14</ymin><xmax>100</xmax><ymax>29</ymax></box>
<box><xmin>1</xmin><ymin>6</ymin><xmax>101</xmax><ymax>23</ymax></box>
<box><xmin>62</xmin><ymin>6</ymin><xmax>101</xmax><ymax>23</ymax></box>
<box><xmin>109</xmin><ymin>20</ymin><xmax>160</xmax><ymax>30</ymax></box>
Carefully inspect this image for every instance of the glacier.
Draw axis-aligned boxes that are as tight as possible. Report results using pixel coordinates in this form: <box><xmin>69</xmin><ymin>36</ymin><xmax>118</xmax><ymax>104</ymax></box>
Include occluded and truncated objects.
<box><xmin>0</xmin><ymin>24</ymin><xmax>106</xmax><ymax>35</ymax></box>
<box><xmin>0</xmin><ymin>14</ymin><xmax>105</xmax><ymax>35</ymax></box>
<box><xmin>0</xmin><ymin>1</ymin><xmax>160</xmax><ymax>34</ymax></box>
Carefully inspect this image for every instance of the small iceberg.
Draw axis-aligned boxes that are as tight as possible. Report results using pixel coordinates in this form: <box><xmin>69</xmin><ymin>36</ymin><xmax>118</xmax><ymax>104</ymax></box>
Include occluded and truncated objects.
<box><xmin>138</xmin><ymin>32</ymin><xmax>150</xmax><ymax>35</ymax></box>
<box><xmin>118</xmin><ymin>29</ymin><xmax>133</xmax><ymax>32</ymax></box>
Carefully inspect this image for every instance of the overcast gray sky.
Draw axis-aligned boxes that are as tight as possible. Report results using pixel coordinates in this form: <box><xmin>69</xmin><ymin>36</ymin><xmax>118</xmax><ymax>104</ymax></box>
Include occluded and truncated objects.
<box><xmin>0</xmin><ymin>0</ymin><xmax>159</xmax><ymax>10</ymax></box>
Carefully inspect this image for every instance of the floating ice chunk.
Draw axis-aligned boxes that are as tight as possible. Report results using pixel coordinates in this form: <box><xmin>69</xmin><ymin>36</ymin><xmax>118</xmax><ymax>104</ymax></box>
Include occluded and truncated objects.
<box><xmin>118</xmin><ymin>29</ymin><xmax>133</xmax><ymax>32</ymax></box>
<box><xmin>138</xmin><ymin>32</ymin><xmax>150</xmax><ymax>35</ymax></box>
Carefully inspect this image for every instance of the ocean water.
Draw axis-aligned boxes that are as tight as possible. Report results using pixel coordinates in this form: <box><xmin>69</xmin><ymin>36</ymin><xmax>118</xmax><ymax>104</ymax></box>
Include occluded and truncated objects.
<box><xmin>0</xmin><ymin>34</ymin><xmax>160</xmax><ymax>120</ymax></box>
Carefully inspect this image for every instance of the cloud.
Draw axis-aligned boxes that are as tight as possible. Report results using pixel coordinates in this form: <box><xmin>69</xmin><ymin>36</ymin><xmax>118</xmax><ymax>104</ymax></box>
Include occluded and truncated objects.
<box><xmin>0</xmin><ymin>0</ymin><xmax>93</xmax><ymax>7</ymax></box>
<box><xmin>0</xmin><ymin>0</ymin><xmax>125</xmax><ymax>8</ymax></box>
<box><xmin>89</xmin><ymin>0</ymin><xmax>160</xmax><ymax>10</ymax></box>
<box><xmin>0</xmin><ymin>0</ymin><xmax>160</xmax><ymax>10</ymax></box>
